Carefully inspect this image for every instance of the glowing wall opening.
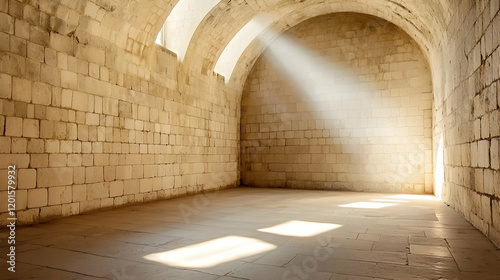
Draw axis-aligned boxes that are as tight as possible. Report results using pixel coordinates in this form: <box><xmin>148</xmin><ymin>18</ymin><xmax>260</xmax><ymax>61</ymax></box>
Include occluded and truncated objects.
<box><xmin>155</xmin><ymin>0</ymin><xmax>219</xmax><ymax>61</ymax></box>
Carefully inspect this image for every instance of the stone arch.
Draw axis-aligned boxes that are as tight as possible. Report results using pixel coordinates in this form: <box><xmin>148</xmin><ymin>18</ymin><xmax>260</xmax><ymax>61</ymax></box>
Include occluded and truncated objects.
<box><xmin>178</xmin><ymin>0</ymin><xmax>450</xmax><ymax>80</ymax></box>
<box><xmin>239</xmin><ymin>12</ymin><xmax>434</xmax><ymax>193</ymax></box>
<box><xmin>42</xmin><ymin>0</ymin><xmax>451</xmax><ymax>71</ymax></box>
<box><xmin>226</xmin><ymin>5</ymin><xmax>441</xmax><ymax>92</ymax></box>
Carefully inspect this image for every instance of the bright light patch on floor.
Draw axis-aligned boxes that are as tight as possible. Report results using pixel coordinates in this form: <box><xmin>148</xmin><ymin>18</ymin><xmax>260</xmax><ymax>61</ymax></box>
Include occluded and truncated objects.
<box><xmin>387</xmin><ymin>194</ymin><xmax>439</xmax><ymax>201</ymax></box>
<box><xmin>258</xmin><ymin>220</ymin><xmax>341</xmax><ymax>237</ymax></box>
<box><xmin>143</xmin><ymin>236</ymin><xmax>276</xmax><ymax>268</ymax></box>
<box><xmin>371</xmin><ymin>199</ymin><xmax>409</xmax><ymax>203</ymax></box>
<box><xmin>339</xmin><ymin>202</ymin><xmax>396</xmax><ymax>209</ymax></box>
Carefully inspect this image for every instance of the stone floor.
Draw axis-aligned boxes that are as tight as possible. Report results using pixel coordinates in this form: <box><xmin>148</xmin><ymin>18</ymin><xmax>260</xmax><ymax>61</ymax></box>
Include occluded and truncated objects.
<box><xmin>1</xmin><ymin>187</ymin><xmax>500</xmax><ymax>280</ymax></box>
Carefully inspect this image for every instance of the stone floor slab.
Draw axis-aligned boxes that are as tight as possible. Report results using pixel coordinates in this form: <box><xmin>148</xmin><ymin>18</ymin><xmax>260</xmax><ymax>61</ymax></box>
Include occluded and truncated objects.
<box><xmin>1</xmin><ymin>187</ymin><xmax>499</xmax><ymax>279</ymax></box>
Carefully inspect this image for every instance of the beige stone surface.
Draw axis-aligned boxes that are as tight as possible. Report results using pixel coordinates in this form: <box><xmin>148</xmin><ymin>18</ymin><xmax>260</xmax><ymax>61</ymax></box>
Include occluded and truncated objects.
<box><xmin>1</xmin><ymin>188</ymin><xmax>500</xmax><ymax>278</ymax></box>
<box><xmin>5</xmin><ymin>116</ymin><xmax>22</xmax><ymax>137</ymax></box>
<box><xmin>0</xmin><ymin>73</ymin><xmax>11</xmax><ymax>98</ymax></box>
<box><xmin>72</xmin><ymin>184</ymin><xmax>86</xmax><ymax>203</ymax></box>
<box><xmin>37</xmin><ymin>167</ymin><xmax>73</xmax><ymax>188</ymax></box>
<box><xmin>0</xmin><ymin>136</ymin><xmax>10</xmax><ymax>153</ymax></box>
<box><xmin>18</xmin><ymin>168</ymin><xmax>36</xmax><ymax>189</ymax></box>
<box><xmin>12</xmin><ymin>77</ymin><xmax>31</xmax><ymax>103</ymax></box>
<box><xmin>241</xmin><ymin>13</ymin><xmax>432</xmax><ymax>193</ymax></box>
<box><xmin>22</xmin><ymin>118</ymin><xmax>39</xmax><ymax>138</ymax></box>
<box><xmin>28</xmin><ymin>188</ymin><xmax>47</xmax><ymax>208</ymax></box>
<box><xmin>11</xmin><ymin>137</ymin><xmax>27</xmax><ymax>153</ymax></box>
<box><xmin>48</xmin><ymin>186</ymin><xmax>72</xmax><ymax>205</ymax></box>
<box><xmin>0</xmin><ymin>154</ymin><xmax>30</xmax><ymax>168</ymax></box>
<box><xmin>87</xmin><ymin>182</ymin><xmax>108</xmax><ymax>200</ymax></box>
<box><xmin>85</xmin><ymin>166</ymin><xmax>103</xmax><ymax>183</ymax></box>
<box><xmin>0</xmin><ymin>0</ymin><xmax>497</xmax><ymax>252</ymax></box>
<box><xmin>109</xmin><ymin>180</ymin><xmax>124</xmax><ymax>197</ymax></box>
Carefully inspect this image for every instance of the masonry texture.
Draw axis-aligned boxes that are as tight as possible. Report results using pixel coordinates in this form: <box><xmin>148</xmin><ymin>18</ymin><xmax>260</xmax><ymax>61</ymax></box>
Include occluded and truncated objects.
<box><xmin>241</xmin><ymin>13</ymin><xmax>432</xmax><ymax>193</ymax></box>
<box><xmin>0</xmin><ymin>0</ymin><xmax>239</xmax><ymax>225</ymax></box>
<box><xmin>433</xmin><ymin>0</ymin><xmax>500</xmax><ymax>248</ymax></box>
<box><xmin>0</xmin><ymin>0</ymin><xmax>499</xmax><ymax>250</ymax></box>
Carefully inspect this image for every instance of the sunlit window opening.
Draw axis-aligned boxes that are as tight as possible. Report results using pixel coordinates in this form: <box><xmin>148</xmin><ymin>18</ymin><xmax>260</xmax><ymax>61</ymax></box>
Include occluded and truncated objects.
<box><xmin>155</xmin><ymin>0</ymin><xmax>219</xmax><ymax>60</ymax></box>
<box><xmin>143</xmin><ymin>236</ymin><xmax>276</xmax><ymax>268</ymax></box>
<box><xmin>155</xmin><ymin>28</ymin><xmax>163</xmax><ymax>45</ymax></box>
<box><xmin>258</xmin><ymin>220</ymin><xmax>342</xmax><ymax>237</ymax></box>
<box><xmin>339</xmin><ymin>202</ymin><xmax>397</xmax><ymax>209</ymax></box>
<box><xmin>214</xmin><ymin>13</ymin><xmax>275</xmax><ymax>81</ymax></box>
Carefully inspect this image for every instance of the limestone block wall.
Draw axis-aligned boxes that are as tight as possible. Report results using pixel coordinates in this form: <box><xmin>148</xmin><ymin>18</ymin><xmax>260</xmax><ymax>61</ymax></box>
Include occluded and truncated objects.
<box><xmin>240</xmin><ymin>13</ymin><xmax>433</xmax><ymax>193</ymax></box>
<box><xmin>0</xmin><ymin>0</ymin><xmax>239</xmax><ymax>226</ymax></box>
<box><xmin>434</xmin><ymin>0</ymin><xmax>500</xmax><ymax>247</ymax></box>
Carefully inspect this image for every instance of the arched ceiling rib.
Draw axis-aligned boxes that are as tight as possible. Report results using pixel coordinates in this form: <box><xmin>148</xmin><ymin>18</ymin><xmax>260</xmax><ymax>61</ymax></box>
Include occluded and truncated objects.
<box><xmin>223</xmin><ymin>0</ymin><xmax>448</xmax><ymax>90</ymax></box>
<box><xmin>76</xmin><ymin>0</ymin><xmax>451</xmax><ymax>86</ymax></box>
<box><xmin>181</xmin><ymin>0</ymin><xmax>450</xmax><ymax>81</ymax></box>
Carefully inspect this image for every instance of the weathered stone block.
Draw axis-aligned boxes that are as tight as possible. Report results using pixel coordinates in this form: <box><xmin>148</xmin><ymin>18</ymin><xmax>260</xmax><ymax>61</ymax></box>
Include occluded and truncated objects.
<box><xmin>5</xmin><ymin>116</ymin><xmax>22</xmax><ymax>137</ymax></box>
<box><xmin>123</xmin><ymin>179</ymin><xmax>139</xmax><ymax>195</ymax></box>
<box><xmin>11</xmin><ymin>137</ymin><xmax>26</xmax><ymax>153</ymax></box>
<box><xmin>109</xmin><ymin>180</ymin><xmax>123</xmax><ymax>197</ymax></box>
<box><xmin>72</xmin><ymin>91</ymin><xmax>89</xmax><ymax>112</ymax></box>
<box><xmin>0</xmin><ymin>12</ymin><xmax>14</xmax><ymax>34</ymax></box>
<box><xmin>116</xmin><ymin>165</ymin><xmax>132</xmax><ymax>180</ymax></box>
<box><xmin>0</xmin><ymin>136</ymin><xmax>10</xmax><ymax>153</ymax></box>
<box><xmin>37</xmin><ymin>167</ymin><xmax>73</xmax><ymax>187</ymax></box>
<box><xmin>18</xmin><ymin>168</ymin><xmax>36</xmax><ymax>189</ymax></box>
<box><xmin>492</xmin><ymin>138</ymin><xmax>499</xmax><ymax>170</ymax></box>
<box><xmin>62</xmin><ymin>203</ymin><xmax>79</xmax><ymax>217</ymax></box>
<box><xmin>28</xmin><ymin>188</ymin><xmax>47</xmax><ymax>208</ymax></box>
<box><xmin>0</xmin><ymin>72</ymin><xmax>11</xmax><ymax>98</ymax></box>
<box><xmin>32</xmin><ymin>82</ymin><xmax>52</xmax><ymax>105</ymax></box>
<box><xmin>72</xmin><ymin>184</ymin><xmax>86</xmax><ymax>202</ymax></box>
<box><xmin>23</xmin><ymin>118</ymin><xmax>39</xmax><ymax>138</ymax></box>
<box><xmin>87</xmin><ymin>182</ymin><xmax>108</xmax><ymax>200</ymax></box>
<box><xmin>48</xmin><ymin>185</ymin><xmax>72</xmax><ymax>205</ymax></box>
<box><xmin>0</xmin><ymin>154</ymin><xmax>29</xmax><ymax>168</ymax></box>
<box><xmin>85</xmin><ymin>166</ymin><xmax>103</xmax><ymax>183</ymax></box>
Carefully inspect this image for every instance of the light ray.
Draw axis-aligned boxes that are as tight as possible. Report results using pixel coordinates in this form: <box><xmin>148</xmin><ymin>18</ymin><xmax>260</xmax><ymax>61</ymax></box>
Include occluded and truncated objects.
<box><xmin>215</xmin><ymin>12</ymin><xmax>276</xmax><ymax>80</ymax></box>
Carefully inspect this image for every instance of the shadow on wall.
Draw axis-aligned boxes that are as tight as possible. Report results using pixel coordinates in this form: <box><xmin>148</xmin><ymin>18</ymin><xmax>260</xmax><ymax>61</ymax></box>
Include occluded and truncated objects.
<box><xmin>240</xmin><ymin>13</ymin><xmax>433</xmax><ymax>194</ymax></box>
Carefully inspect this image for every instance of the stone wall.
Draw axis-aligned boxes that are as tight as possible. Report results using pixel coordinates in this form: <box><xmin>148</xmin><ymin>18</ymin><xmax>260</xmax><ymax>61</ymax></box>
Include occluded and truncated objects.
<box><xmin>240</xmin><ymin>13</ymin><xmax>433</xmax><ymax>193</ymax></box>
<box><xmin>0</xmin><ymin>0</ymin><xmax>239</xmax><ymax>226</ymax></box>
<box><xmin>434</xmin><ymin>0</ymin><xmax>500</xmax><ymax>247</ymax></box>
<box><xmin>0</xmin><ymin>0</ymin><xmax>499</xmax><ymax>250</ymax></box>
